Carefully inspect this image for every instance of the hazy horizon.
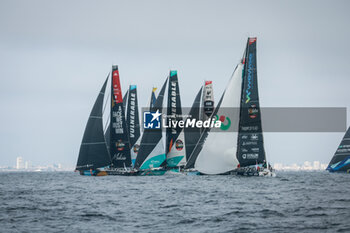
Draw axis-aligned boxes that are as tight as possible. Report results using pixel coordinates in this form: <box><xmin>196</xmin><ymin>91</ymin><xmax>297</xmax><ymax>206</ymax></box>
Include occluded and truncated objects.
<box><xmin>1</xmin><ymin>0</ymin><xmax>350</xmax><ymax>167</ymax></box>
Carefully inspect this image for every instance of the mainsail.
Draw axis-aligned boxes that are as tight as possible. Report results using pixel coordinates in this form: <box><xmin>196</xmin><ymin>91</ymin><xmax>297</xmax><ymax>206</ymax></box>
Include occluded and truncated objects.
<box><xmin>236</xmin><ymin>37</ymin><xmax>266</xmax><ymax>167</ymax></box>
<box><xmin>327</xmin><ymin>127</ymin><xmax>350</xmax><ymax>172</ymax></box>
<box><xmin>166</xmin><ymin>71</ymin><xmax>187</xmax><ymax>167</ymax></box>
<box><xmin>76</xmin><ymin>76</ymin><xmax>111</xmax><ymax>170</ymax></box>
<box><xmin>134</xmin><ymin>78</ymin><xmax>168</xmax><ymax>170</ymax></box>
<box><xmin>105</xmin><ymin>90</ymin><xmax>128</xmax><ymax>151</ymax></box>
<box><xmin>201</xmin><ymin>81</ymin><xmax>215</xmax><ymax>121</ymax></box>
<box><xmin>110</xmin><ymin>65</ymin><xmax>132</xmax><ymax>168</ymax></box>
<box><xmin>184</xmin><ymin>86</ymin><xmax>202</xmax><ymax>166</ymax></box>
<box><xmin>188</xmin><ymin>64</ymin><xmax>243</xmax><ymax>174</ymax></box>
<box><xmin>127</xmin><ymin>85</ymin><xmax>141</xmax><ymax>166</ymax></box>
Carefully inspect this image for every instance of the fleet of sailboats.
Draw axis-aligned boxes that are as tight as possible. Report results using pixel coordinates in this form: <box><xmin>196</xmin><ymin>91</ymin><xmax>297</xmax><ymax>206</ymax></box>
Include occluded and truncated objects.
<box><xmin>75</xmin><ymin>37</ymin><xmax>277</xmax><ymax>176</ymax></box>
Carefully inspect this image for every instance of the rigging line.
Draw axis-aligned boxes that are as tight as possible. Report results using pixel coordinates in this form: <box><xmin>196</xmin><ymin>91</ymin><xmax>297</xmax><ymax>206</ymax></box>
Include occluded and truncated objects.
<box><xmin>103</xmin><ymin>91</ymin><xmax>110</xmax><ymax>115</ymax></box>
<box><xmin>82</xmin><ymin>142</ymin><xmax>106</xmax><ymax>145</ymax></box>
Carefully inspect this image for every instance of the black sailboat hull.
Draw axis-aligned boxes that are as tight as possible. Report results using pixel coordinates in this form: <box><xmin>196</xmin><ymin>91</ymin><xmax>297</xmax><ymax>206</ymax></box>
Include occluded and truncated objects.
<box><xmin>105</xmin><ymin>169</ymin><xmax>140</xmax><ymax>176</ymax></box>
<box><xmin>78</xmin><ymin>169</ymin><xmax>108</xmax><ymax>176</ymax></box>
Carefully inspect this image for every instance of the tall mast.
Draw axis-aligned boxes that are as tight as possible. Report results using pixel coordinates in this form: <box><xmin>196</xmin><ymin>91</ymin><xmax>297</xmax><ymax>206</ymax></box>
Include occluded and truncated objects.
<box><xmin>109</xmin><ymin>65</ymin><xmax>132</xmax><ymax>168</ymax></box>
<box><xmin>236</xmin><ymin>37</ymin><xmax>266</xmax><ymax>167</ymax></box>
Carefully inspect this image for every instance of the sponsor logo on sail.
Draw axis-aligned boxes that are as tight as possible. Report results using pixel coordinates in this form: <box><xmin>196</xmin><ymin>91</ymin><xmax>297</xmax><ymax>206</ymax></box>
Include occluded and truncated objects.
<box><xmin>245</xmin><ymin>53</ymin><xmax>253</xmax><ymax>104</ymax></box>
<box><xmin>112</xmin><ymin>106</ymin><xmax>124</xmax><ymax>134</ymax></box>
<box><xmin>248</xmin><ymin>104</ymin><xmax>258</xmax><ymax>119</ymax></box>
<box><xmin>112</xmin><ymin>69</ymin><xmax>123</xmax><ymax>104</ymax></box>
<box><xmin>175</xmin><ymin>139</ymin><xmax>184</xmax><ymax>151</ymax></box>
<box><xmin>133</xmin><ymin>144</ymin><xmax>140</xmax><ymax>154</ymax></box>
<box><xmin>242</xmin><ymin>153</ymin><xmax>259</xmax><ymax>159</ymax></box>
<box><xmin>129</xmin><ymin>92</ymin><xmax>136</xmax><ymax>138</ymax></box>
<box><xmin>113</xmin><ymin>153</ymin><xmax>126</xmax><ymax>161</ymax></box>
<box><xmin>116</xmin><ymin>140</ymin><xmax>125</xmax><ymax>151</ymax></box>
<box><xmin>249</xmin><ymin>38</ymin><xmax>257</xmax><ymax>45</ymax></box>
<box><xmin>203</xmin><ymin>81</ymin><xmax>214</xmax><ymax>117</ymax></box>
<box><xmin>242</xmin><ymin>141</ymin><xmax>258</xmax><ymax>146</ymax></box>
<box><xmin>241</xmin><ymin>126</ymin><xmax>259</xmax><ymax>131</ymax></box>
<box><xmin>204</xmin><ymin>81</ymin><xmax>213</xmax><ymax>101</ymax></box>
<box><xmin>170</xmin><ymin>81</ymin><xmax>177</xmax><ymax>134</ymax></box>
<box><xmin>215</xmin><ymin>115</ymin><xmax>231</xmax><ymax>131</ymax></box>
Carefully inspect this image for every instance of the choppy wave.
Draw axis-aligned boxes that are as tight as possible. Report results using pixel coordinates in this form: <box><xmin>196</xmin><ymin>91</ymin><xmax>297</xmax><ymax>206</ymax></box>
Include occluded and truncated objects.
<box><xmin>0</xmin><ymin>171</ymin><xmax>349</xmax><ymax>232</ymax></box>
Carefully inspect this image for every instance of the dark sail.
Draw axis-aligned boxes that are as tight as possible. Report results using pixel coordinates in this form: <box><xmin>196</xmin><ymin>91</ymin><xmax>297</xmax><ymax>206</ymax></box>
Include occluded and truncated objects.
<box><xmin>128</xmin><ymin>85</ymin><xmax>141</xmax><ymax>165</ymax></box>
<box><xmin>105</xmin><ymin>85</ymin><xmax>129</xmax><ymax>151</ymax></box>
<box><xmin>103</xmin><ymin>83</ymin><xmax>128</xmax><ymax>162</ymax></box>
<box><xmin>184</xmin><ymin>87</ymin><xmax>202</xmax><ymax>163</ymax></box>
<box><xmin>202</xmin><ymin>81</ymin><xmax>215</xmax><ymax>119</ymax></box>
<box><xmin>165</xmin><ymin>70</ymin><xmax>184</xmax><ymax>167</ymax></box>
<box><xmin>123</xmin><ymin>90</ymin><xmax>128</xmax><ymax>114</ymax></box>
<box><xmin>134</xmin><ymin>77</ymin><xmax>168</xmax><ymax>169</ymax></box>
<box><xmin>76</xmin><ymin>76</ymin><xmax>111</xmax><ymax>170</ymax></box>
<box><xmin>105</xmin><ymin>81</ymin><xmax>129</xmax><ymax>154</ymax></box>
<box><xmin>185</xmin><ymin>93</ymin><xmax>225</xmax><ymax>169</ymax></box>
<box><xmin>110</xmin><ymin>65</ymin><xmax>132</xmax><ymax>168</ymax></box>
<box><xmin>327</xmin><ymin>127</ymin><xmax>350</xmax><ymax>172</ymax></box>
<box><xmin>127</xmin><ymin>85</ymin><xmax>140</xmax><ymax>147</ymax></box>
<box><xmin>236</xmin><ymin>37</ymin><xmax>266</xmax><ymax>167</ymax></box>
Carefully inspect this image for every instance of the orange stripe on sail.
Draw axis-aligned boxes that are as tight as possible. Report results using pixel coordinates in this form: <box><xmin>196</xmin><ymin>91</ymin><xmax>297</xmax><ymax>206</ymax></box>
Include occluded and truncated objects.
<box><xmin>169</xmin><ymin>139</ymin><xmax>173</xmax><ymax>153</ymax></box>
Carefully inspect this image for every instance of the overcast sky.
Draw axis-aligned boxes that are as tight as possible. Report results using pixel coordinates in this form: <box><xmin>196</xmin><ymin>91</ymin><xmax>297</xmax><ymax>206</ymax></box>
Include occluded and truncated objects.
<box><xmin>0</xmin><ymin>0</ymin><xmax>349</xmax><ymax>167</ymax></box>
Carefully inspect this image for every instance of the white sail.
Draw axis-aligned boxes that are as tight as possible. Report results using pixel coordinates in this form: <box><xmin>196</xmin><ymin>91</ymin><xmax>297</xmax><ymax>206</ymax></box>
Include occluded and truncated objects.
<box><xmin>166</xmin><ymin>129</ymin><xmax>187</xmax><ymax>167</ymax></box>
<box><xmin>195</xmin><ymin>63</ymin><xmax>243</xmax><ymax>174</ymax></box>
<box><xmin>140</xmin><ymin>138</ymin><xmax>166</xmax><ymax>170</ymax></box>
<box><xmin>130</xmin><ymin>136</ymin><xmax>141</xmax><ymax>166</ymax></box>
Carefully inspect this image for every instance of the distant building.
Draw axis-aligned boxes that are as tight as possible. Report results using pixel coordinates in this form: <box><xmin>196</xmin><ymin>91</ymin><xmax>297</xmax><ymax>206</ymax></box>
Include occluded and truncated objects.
<box><xmin>273</xmin><ymin>163</ymin><xmax>283</xmax><ymax>170</ymax></box>
<box><xmin>25</xmin><ymin>161</ymin><xmax>31</xmax><ymax>169</ymax></box>
<box><xmin>16</xmin><ymin>157</ymin><xmax>24</xmax><ymax>169</ymax></box>
<box><xmin>273</xmin><ymin>161</ymin><xmax>328</xmax><ymax>171</ymax></box>
<box><xmin>291</xmin><ymin>163</ymin><xmax>301</xmax><ymax>171</ymax></box>
<box><xmin>302</xmin><ymin>161</ymin><xmax>313</xmax><ymax>170</ymax></box>
<box><xmin>313</xmin><ymin>161</ymin><xmax>320</xmax><ymax>170</ymax></box>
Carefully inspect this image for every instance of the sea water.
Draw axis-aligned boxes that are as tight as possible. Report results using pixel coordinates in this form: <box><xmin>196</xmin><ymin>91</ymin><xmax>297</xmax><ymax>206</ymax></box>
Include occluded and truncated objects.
<box><xmin>0</xmin><ymin>171</ymin><xmax>349</xmax><ymax>233</ymax></box>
